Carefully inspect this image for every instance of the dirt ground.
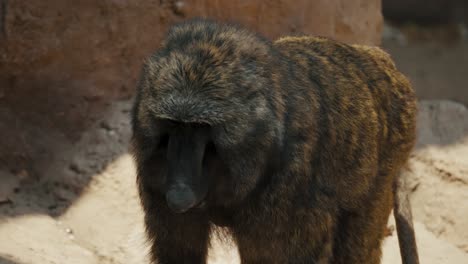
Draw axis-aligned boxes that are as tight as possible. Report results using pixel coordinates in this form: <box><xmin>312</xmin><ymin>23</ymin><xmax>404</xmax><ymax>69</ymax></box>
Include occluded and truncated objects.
<box><xmin>1</xmin><ymin>24</ymin><xmax>468</xmax><ymax>263</ymax></box>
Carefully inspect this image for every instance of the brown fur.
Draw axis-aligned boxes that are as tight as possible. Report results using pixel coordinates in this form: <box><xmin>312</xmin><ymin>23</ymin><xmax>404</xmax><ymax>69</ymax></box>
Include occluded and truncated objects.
<box><xmin>131</xmin><ymin>19</ymin><xmax>419</xmax><ymax>264</ymax></box>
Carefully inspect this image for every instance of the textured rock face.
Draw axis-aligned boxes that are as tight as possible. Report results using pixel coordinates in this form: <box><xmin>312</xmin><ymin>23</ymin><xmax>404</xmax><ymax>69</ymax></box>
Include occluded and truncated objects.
<box><xmin>383</xmin><ymin>0</ymin><xmax>468</xmax><ymax>25</ymax></box>
<box><xmin>175</xmin><ymin>0</ymin><xmax>382</xmax><ymax>45</ymax></box>
<box><xmin>0</xmin><ymin>0</ymin><xmax>382</xmax><ymax>173</ymax></box>
<box><xmin>0</xmin><ymin>0</ymin><xmax>382</xmax><ymax>99</ymax></box>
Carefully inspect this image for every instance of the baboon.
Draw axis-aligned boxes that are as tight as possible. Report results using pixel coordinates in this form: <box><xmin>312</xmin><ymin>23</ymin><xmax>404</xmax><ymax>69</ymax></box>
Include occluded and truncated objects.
<box><xmin>131</xmin><ymin>18</ymin><xmax>419</xmax><ymax>264</ymax></box>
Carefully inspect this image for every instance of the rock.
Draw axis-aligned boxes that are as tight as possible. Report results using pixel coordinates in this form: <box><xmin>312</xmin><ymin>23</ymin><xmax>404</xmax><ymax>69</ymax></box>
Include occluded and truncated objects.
<box><xmin>383</xmin><ymin>0</ymin><xmax>468</xmax><ymax>25</ymax></box>
<box><xmin>179</xmin><ymin>0</ymin><xmax>382</xmax><ymax>45</ymax></box>
<box><xmin>383</xmin><ymin>36</ymin><xmax>468</xmax><ymax>106</ymax></box>
<box><xmin>0</xmin><ymin>0</ymin><xmax>382</xmax><ymax>103</ymax></box>
<box><xmin>416</xmin><ymin>100</ymin><xmax>468</xmax><ymax>148</ymax></box>
<box><xmin>0</xmin><ymin>170</ymin><xmax>19</xmax><ymax>204</ymax></box>
<box><xmin>0</xmin><ymin>0</ymin><xmax>383</xmax><ymax>178</ymax></box>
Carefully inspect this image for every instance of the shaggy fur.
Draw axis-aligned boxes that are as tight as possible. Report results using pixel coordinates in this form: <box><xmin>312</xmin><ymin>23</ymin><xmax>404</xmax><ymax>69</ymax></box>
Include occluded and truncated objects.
<box><xmin>131</xmin><ymin>18</ymin><xmax>418</xmax><ymax>264</ymax></box>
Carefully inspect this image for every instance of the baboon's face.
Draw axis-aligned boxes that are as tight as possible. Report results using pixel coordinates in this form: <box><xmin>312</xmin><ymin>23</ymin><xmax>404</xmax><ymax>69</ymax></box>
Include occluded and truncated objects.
<box><xmin>136</xmin><ymin>118</ymin><xmax>221</xmax><ymax>213</ymax></box>
<box><xmin>133</xmin><ymin>101</ymin><xmax>272</xmax><ymax>214</ymax></box>
<box><xmin>132</xmin><ymin>27</ymin><xmax>282</xmax><ymax>213</ymax></box>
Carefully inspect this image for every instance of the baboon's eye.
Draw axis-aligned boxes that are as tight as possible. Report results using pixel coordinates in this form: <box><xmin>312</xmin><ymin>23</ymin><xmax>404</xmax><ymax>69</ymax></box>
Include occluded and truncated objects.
<box><xmin>158</xmin><ymin>134</ymin><xmax>169</xmax><ymax>149</ymax></box>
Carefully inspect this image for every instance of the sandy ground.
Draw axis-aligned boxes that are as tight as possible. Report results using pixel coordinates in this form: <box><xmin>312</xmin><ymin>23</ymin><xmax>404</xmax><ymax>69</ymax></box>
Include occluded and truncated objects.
<box><xmin>1</xmin><ymin>99</ymin><xmax>467</xmax><ymax>264</ymax></box>
<box><xmin>1</xmin><ymin>27</ymin><xmax>468</xmax><ymax>264</ymax></box>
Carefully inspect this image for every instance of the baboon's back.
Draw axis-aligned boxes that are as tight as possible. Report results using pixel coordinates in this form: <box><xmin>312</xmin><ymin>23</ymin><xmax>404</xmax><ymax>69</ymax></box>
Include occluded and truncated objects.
<box><xmin>275</xmin><ymin>36</ymin><xmax>417</xmax><ymax>168</ymax></box>
<box><xmin>273</xmin><ymin>36</ymin><xmax>417</xmax><ymax>213</ymax></box>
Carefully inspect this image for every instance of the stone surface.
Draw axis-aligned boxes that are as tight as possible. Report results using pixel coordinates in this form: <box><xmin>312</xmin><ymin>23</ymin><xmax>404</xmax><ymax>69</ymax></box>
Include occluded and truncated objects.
<box><xmin>177</xmin><ymin>0</ymin><xmax>382</xmax><ymax>45</ymax></box>
<box><xmin>0</xmin><ymin>170</ymin><xmax>18</xmax><ymax>204</ymax></box>
<box><xmin>0</xmin><ymin>0</ymin><xmax>382</xmax><ymax>108</ymax></box>
<box><xmin>382</xmin><ymin>23</ymin><xmax>468</xmax><ymax>106</ymax></box>
<box><xmin>383</xmin><ymin>0</ymin><xmax>468</xmax><ymax>25</ymax></box>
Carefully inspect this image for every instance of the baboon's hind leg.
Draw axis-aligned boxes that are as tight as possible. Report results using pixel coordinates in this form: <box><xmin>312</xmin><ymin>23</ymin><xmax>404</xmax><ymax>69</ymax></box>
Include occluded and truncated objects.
<box><xmin>331</xmin><ymin>172</ymin><xmax>394</xmax><ymax>264</ymax></box>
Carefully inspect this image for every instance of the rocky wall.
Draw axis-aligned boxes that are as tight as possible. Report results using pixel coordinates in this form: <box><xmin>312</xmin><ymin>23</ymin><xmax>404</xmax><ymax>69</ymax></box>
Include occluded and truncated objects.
<box><xmin>0</xmin><ymin>0</ymin><xmax>382</xmax><ymax>173</ymax></box>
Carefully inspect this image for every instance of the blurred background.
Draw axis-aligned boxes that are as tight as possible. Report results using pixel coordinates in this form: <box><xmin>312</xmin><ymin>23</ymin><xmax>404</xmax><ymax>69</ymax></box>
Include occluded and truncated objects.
<box><xmin>0</xmin><ymin>1</ymin><xmax>467</xmax><ymax>263</ymax></box>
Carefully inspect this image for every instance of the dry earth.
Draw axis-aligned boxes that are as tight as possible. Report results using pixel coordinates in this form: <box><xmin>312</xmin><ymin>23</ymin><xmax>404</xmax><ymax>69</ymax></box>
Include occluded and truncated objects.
<box><xmin>1</xmin><ymin>98</ymin><xmax>467</xmax><ymax>264</ymax></box>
